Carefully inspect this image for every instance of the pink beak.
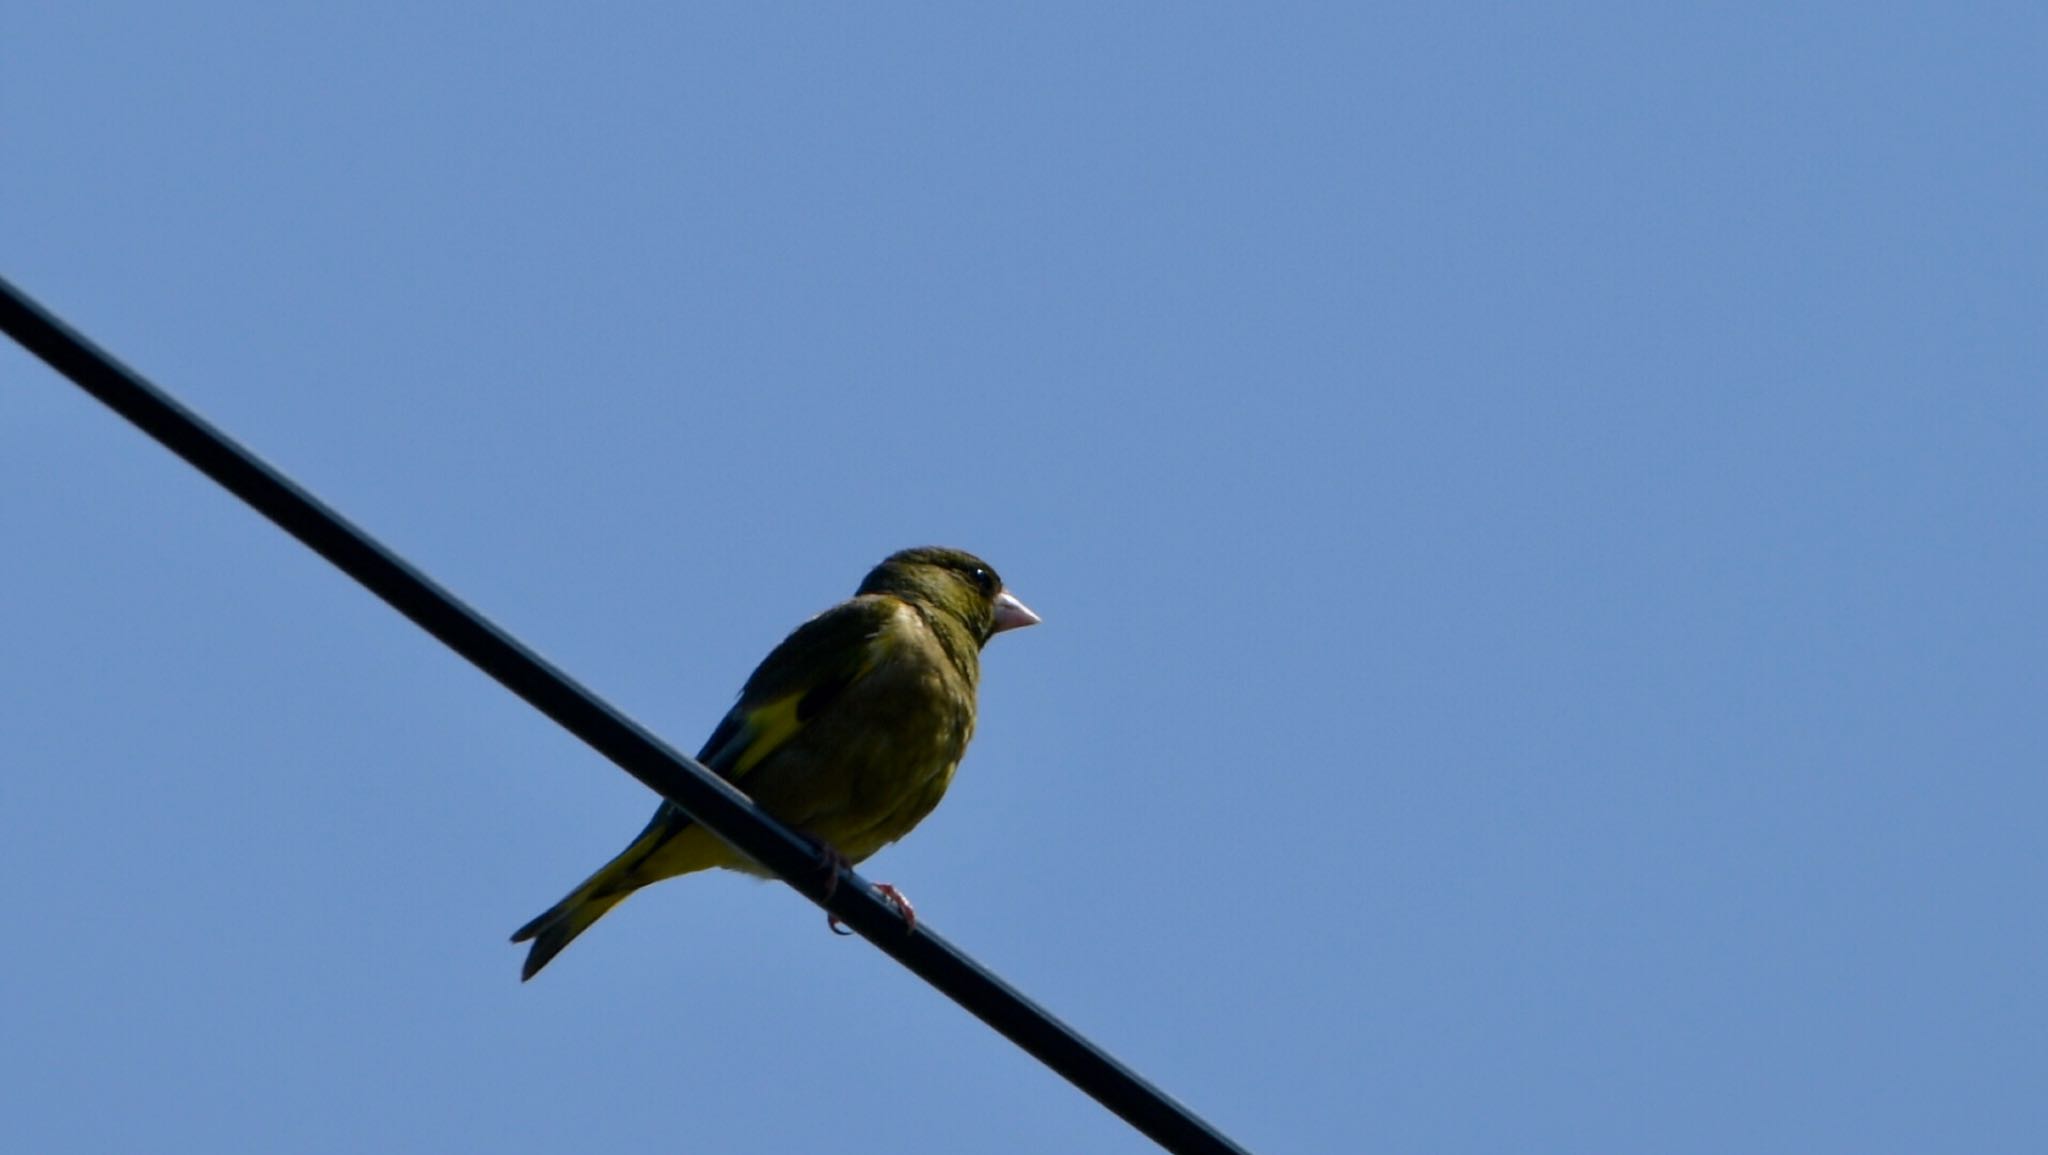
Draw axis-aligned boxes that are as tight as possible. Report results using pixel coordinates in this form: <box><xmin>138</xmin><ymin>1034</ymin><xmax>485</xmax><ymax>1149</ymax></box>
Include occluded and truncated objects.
<box><xmin>992</xmin><ymin>589</ymin><xmax>1042</xmax><ymax>633</ymax></box>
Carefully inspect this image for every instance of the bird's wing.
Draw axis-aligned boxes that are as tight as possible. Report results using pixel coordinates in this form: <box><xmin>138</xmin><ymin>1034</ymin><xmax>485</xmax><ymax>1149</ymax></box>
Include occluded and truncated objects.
<box><xmin>620</xmin><ymin>595</ymin><xmax>899</xmax><ymax>855</ymax></box>
<box><xmin>697</xmin><ymin>594</ymin><xmax>901</xmax><ymax>781</ymax></box>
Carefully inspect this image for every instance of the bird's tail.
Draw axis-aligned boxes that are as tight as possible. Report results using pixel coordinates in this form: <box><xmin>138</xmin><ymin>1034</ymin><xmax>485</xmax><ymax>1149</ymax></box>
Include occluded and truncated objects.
<box><xmin>511</xmin><ymin>824</ymin><xmax>662</xmax><ymax>981</ymax></box>
<box><xmin>510</xmin><ymin>872</ymin><xmax>634</xmax><ymax>982</ymax></box>
<box><xmin>511</xmin><ymin>816</ymin><xmax>729</xmax><ymax>980</ymax></box>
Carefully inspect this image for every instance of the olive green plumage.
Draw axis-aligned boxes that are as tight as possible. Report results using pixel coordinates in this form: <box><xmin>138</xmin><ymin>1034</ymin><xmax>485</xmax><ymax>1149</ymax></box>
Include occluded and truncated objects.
<box><xmin>511</xmin><ymin>547</ymin><xmax>1039</xmax><ymax>980</ymax></box>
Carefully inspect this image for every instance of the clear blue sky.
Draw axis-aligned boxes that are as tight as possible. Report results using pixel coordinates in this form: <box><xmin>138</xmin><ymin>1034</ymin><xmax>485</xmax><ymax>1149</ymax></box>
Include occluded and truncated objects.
<box><xmin>4</xmin><ymin>5</ymin><xmax>2042</xmax><ymax>1153</ymax></box>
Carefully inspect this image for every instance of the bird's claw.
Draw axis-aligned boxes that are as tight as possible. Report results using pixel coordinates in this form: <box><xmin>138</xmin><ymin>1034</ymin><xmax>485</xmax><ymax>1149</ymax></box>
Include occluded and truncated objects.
<box><xmin>824</xmin><ymin>881</ymin><xmax>918</xmax><ymax>936</ymax></box>
<box><xmin>872</xmin><ymin>883</ymin><xmax>917</xmax><ymax>931</ymax></box>
<box><xmin>813</xmin><ymin>840</ymin><xmax>860</xmax><ymax>933</ymax></box>
<box><xmin>812</xmin><ymin>840</ymin><xmax>851</xmax><ymax>897</ymax></box>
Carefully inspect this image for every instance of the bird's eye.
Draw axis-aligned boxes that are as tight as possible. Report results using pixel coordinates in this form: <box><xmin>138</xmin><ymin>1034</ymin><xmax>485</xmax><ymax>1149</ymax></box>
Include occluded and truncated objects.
<box><xmin>968</xmin><ymin>566</ymin><xmax>998</xmax><ymax>594</ymax></box>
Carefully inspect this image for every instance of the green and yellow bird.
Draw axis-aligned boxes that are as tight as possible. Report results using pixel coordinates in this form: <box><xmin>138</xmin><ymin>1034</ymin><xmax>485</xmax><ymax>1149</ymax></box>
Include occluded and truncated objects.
<box><xmin>511</xmin><ymin>546</ymin><xmax>1040</xmax><ymax>979</ymax></box>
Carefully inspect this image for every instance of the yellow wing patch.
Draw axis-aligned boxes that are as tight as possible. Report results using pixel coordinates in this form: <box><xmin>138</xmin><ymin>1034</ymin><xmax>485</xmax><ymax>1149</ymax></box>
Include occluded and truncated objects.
<box><xmin>712</xmin><ymin>613</ymin><xmax>900</xmax><ymax>779</ymax></box>
<box><xmin>731</xmin><ymin>694</ymin><xmax>803</xmax><ymax>776</ymax></box>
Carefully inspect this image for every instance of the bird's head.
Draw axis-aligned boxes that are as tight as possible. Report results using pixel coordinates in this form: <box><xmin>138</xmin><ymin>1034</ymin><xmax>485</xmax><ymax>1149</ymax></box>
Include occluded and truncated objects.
<box><xmin>859</xmin><ymin>546</ymin><xmax>1041</xmax><ymax>645</ymax></box>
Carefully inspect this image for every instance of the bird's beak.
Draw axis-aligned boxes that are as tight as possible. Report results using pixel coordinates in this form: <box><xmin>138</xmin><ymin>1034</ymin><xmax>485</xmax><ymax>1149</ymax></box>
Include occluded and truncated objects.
<box><xmin>992</xmin><ymin>589</ymin><xmax>1042</xmax><ymax>633</ymax></box>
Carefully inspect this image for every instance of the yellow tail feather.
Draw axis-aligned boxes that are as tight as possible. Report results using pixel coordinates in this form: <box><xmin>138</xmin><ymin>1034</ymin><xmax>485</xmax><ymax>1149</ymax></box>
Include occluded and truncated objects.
<box><xmin>510</xmin><ymin>822</ymin><xmax>734</xmax><ymax>980</ymax></box>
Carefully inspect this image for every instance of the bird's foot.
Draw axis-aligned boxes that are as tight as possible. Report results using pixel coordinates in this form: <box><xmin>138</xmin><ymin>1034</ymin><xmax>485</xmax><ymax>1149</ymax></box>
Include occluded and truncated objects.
<box><xmin>872</xmin><ymin>883</ymin><xmax>917</xmax><ymax>931</ymax></box>
<box><xmin>811</xmin><ymin>841</ymin><xmax>861</xmax><ymax>935</ymax></box>
<box><xmin>821</xmin><ymin>874</ymin><xmax>918</xmax><ymax>937</ymax></box>
<box><xmin>812</xmin><ymin>841</ymin><xmax>852</xmax><ymax>899</ymax></box>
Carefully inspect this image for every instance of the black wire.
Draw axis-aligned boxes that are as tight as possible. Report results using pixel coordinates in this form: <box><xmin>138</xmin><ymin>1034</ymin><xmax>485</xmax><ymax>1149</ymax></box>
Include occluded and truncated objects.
<box><xmin>1</xmin><ymin>275</ymin><xmax>1253</xmax><ymax>1155</ymax></box>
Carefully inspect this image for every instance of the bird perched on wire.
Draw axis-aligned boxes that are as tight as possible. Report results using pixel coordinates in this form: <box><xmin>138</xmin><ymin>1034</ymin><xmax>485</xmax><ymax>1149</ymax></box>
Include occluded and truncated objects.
<box><xmin>512</xmin><ymin>546</ymin><xmax>1041</xmax><ymax>980</ymax></box>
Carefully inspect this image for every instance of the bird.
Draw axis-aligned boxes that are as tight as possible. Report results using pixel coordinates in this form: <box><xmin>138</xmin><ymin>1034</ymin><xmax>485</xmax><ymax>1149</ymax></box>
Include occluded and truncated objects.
<box><xmin>511</xmin><ymin>546</ymin><xmax>1040</xmax><ymax>980</ymax></box>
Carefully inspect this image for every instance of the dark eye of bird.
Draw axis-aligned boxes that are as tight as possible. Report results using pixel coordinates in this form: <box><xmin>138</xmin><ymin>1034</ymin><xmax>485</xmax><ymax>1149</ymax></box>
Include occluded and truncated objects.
<box><xmin>968</xmin><ymin>566</ymin><xmax>997</xmax><ymax>594</ymax></box>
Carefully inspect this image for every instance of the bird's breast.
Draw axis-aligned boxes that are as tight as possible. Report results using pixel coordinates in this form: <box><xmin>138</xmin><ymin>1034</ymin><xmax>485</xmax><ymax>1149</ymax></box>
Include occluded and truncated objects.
<box><xmin>816</xmin><ymin>630</ymin><xmax>977</xmax><ymax>860</ymax></box>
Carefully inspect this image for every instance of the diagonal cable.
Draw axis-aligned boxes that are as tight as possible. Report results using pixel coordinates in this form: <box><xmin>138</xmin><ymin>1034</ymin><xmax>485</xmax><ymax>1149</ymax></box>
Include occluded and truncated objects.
<box><xmin>0</xmin><ymin>274</ymin><xmax>1251</xmax><ymax>1155</ymax></box>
